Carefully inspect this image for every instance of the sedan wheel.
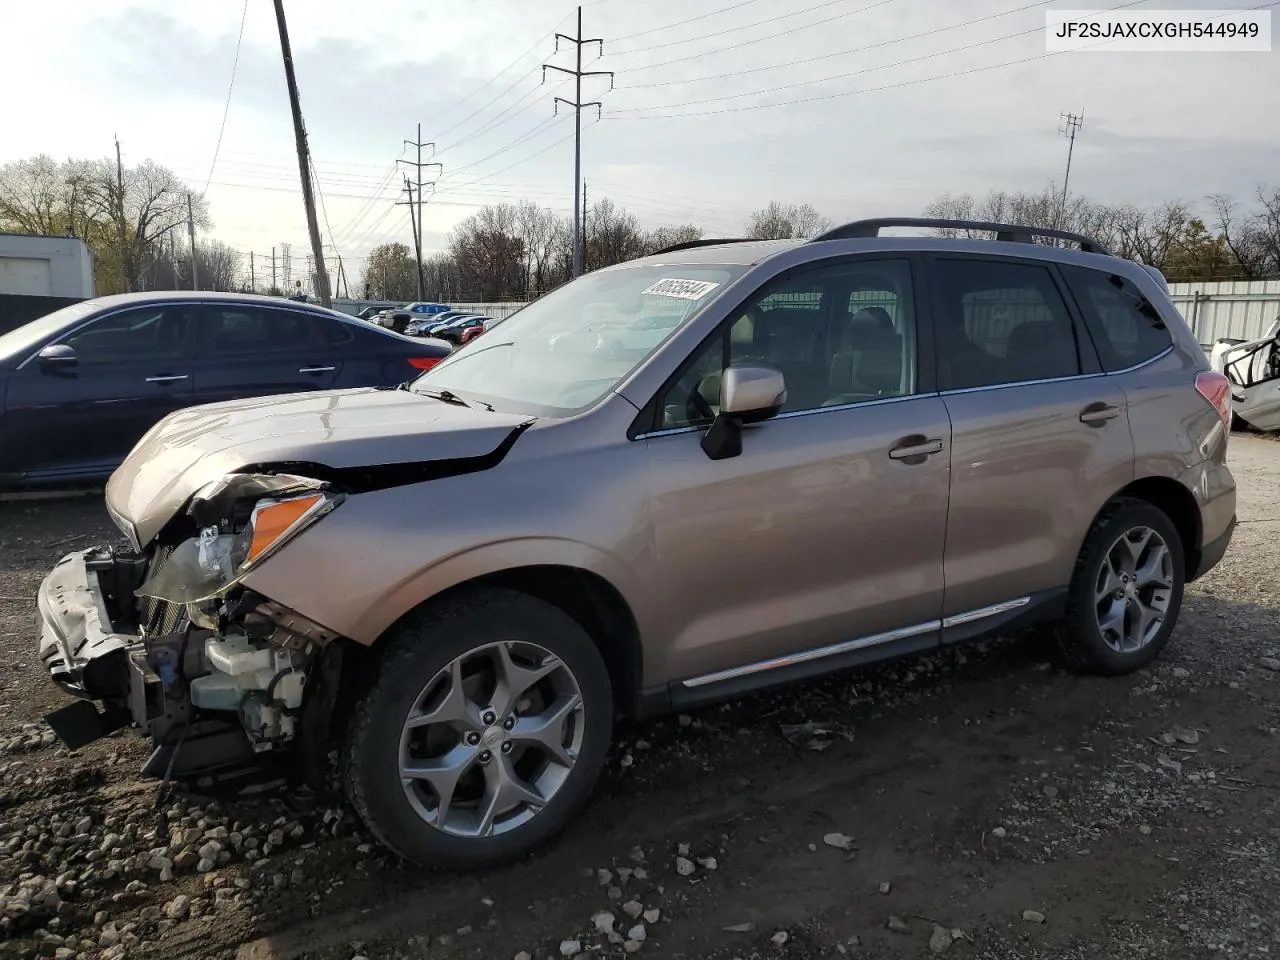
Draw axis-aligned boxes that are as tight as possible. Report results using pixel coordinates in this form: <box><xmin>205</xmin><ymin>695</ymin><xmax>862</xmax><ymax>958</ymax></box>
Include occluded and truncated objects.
<box><xmin>343</xmin><ymin>589</ymin><xmax>613</xmax><ymax>869</ymax></box>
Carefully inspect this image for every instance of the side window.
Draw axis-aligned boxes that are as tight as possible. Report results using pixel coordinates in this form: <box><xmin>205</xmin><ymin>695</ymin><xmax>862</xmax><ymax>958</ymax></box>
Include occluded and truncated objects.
<box><xmin>933</xmin><ymin>258</ymin><xmax>1081</xmax><ymax>390</ymax></box>
<box><xmin>60</xmin><ymin>305</ymin><xmax>190</xmax><ymax>363</ymax></box>
<box><xmin>657</xmin><ymin>259</ymin><xmax>917</xmax><ymax>429</ymax></box>
<box><xmin>196</xmin><ymin>307</ymin><xmax>325</xmax><ymax>355</ymax></box>
<box><xmin>1060</xmin><ymin>265</ymin><xmax>1172</xmax><ymax>371</ymax></box>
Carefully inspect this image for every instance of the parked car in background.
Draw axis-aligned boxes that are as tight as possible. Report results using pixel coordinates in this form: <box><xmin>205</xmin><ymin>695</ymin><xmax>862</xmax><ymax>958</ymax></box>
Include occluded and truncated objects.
<box><xmin>36</xmin><ymin>218</ymin><xmax>1235</xmax><ymax>872</ymax></box>
<box><xmin>357</xmin><ymin>305</ymin><xmax>399</xmax><ymax>321</ymax></box>
<box><xmin>1210</xmin><ymin>316</ymin><xmax>1280</xmax><ymax>431</ymax></box>
<box><xmin>0</xmin><ymin>291</ymin><xmax>451</xmax><ymax>488</ymax></box>
<box><xmin>435</xmin><ymin>316</ymin><xmax>491</xmax><ymax>345</ymax></box>
<box><xmin>405</xmin><ymin>311</ymin><xmax>472</xmax><ymax>336</ymax></box>
<box><xmin>457</xmin><ymin>321</ymin><xmax>489</xmax><ymax>346</ymax></box>
<box><xmin>403</xmin><ymin>302</ymin><xmax>452</xmax><ymax>316</ymax></box>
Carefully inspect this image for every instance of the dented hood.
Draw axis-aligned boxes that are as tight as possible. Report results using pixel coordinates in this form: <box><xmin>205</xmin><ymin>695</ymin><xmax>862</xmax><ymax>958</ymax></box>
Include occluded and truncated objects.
<box><xmin>106</xmin><ymin>387</ymin><xmax>533</xmax><ymax>546</ymax></box>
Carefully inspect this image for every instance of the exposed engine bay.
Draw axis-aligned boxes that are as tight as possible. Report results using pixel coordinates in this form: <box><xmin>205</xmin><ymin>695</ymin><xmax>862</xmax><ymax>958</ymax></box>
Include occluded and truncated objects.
<box><xmin>41</xmin><ymin>473</ymin><xmax>346</xmax><ymax>797</ymax></box>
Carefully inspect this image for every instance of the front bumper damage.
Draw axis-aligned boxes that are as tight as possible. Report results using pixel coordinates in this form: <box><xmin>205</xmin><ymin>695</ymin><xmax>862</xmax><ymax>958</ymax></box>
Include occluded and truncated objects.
<box><xmin>38</xmin><ymin>544</ymin><xmax>340</xmax><ymax>796</ymax></box>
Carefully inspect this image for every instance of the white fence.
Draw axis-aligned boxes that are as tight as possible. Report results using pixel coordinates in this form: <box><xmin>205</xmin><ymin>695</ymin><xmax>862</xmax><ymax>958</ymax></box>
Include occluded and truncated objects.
<box><xmin>1167</xmin><ymin>280</ymin><xmax>1280</xmax><ymax>344</ymax></box>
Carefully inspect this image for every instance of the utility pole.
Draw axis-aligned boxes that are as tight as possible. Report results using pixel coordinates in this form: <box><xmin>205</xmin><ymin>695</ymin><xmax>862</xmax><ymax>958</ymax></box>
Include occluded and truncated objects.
<box><xmin>399</xmin><ymin>124</ymin><xmax>442</xmax><ymax>301</ymax></box>
<box><xmin>186</xmin><ymin>192</ymin><xmax>198</xmax><ymax>290</ymax></box>
<box><xmin>544</xmin><ymin>6</ymin><xmax>613</xmax><ymax>279</ymax></box>
<box><xmin>114</xmin><ymin>136</ymin><xmax>128</xmax><ymax>291</ymax></box>
<box><xmin>250</xmin><ymin>251</ymin><xmax>256</xmax><ymax>293</ymax></box>
<box><xmin>397</xmin><ymin>177</ymin><xmax>423</xmax><ymax>293</ymax></box>
<box><xmin>272</xmin><ymin>0</ymin><xmax>332</xmax><ymax>308</ymax></box>
<box><xmin>1056</xmin><ymin>110</ymin><xmax>1083</xmax><ymax>230</ymax></box>
<box><xmin>271</xmin><ymin>246</ymin><xmax>277</xmax><ymax>293</ymax></box>
<box><xmin>581</xmin><ymin>179</ymin><xmax>588</xmax><ymax>274</ymax></box>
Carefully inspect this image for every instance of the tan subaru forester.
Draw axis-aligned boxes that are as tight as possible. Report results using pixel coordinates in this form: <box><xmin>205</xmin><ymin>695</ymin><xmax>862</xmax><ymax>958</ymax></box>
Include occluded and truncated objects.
<box><xmin>37</xmin><ymin>218</ymin><xmax>1236</xmax><ymax>869</ymax></box>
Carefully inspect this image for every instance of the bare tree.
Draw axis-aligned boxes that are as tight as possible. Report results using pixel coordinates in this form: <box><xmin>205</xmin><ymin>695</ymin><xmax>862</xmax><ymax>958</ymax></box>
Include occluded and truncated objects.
<box><xmin>1209</xmin><ymin>193</ymin><xmax>1268</xmax><ymax>279</ymax></box>
<box><xmin>746</xmin><ymin>201</ymin><xmax>832</xmax><ymax>239</ymax></box>
<box><xmin>643</xmin><ymin>224</ymin><xmax>704</xmax><ymax>255</ymax></box>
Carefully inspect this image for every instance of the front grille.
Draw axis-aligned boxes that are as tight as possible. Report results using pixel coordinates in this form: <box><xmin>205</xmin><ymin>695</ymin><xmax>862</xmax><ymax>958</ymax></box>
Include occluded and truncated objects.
<box><xmin>139</xmin><ymin>543</ymin><xmax>186</xmax><ymax>636</ymax></box>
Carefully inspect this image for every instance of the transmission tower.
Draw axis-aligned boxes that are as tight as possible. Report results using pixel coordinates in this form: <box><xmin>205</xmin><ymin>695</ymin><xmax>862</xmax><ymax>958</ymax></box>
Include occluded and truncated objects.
<box><xmin>398</xmin><ymin>124</ymin><xmax>442</xmax><ymax>300</ymax></box>
<box><xmin>543</xmin><ymin>6</ymin><xmax>613</xmax><ymax>279</ymax></box>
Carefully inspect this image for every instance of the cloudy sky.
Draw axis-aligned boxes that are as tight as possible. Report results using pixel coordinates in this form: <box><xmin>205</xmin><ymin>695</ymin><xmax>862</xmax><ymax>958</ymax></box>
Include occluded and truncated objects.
<box><xmin>4</xmin><ymin>0</ymin><xmax>1277</xmax><ymax>281</ymax></box>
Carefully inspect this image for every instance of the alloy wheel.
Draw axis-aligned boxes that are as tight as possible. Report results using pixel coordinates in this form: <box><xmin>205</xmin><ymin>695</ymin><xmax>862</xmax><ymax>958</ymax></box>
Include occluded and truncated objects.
<box><xmin>398</xmin><ymin>640</ymin><xmax>585</xmax><ymax>838</ymax></box>
<box><xmin>1093</xmin><ymin>525</ymin><xmax>1174</xmax><ymax>654</ymax></box>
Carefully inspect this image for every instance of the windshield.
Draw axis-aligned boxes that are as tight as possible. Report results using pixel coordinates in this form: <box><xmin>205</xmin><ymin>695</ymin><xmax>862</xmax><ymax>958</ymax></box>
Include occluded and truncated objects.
<box><xmin>0</xmin><ymin>300</ymin><xmax>99</xmax><ymax>364</ymax></box>
<box><xmin>412</xmin><ymin>264</ymin><xmax>745</xmax><ymax>415</ymax></box>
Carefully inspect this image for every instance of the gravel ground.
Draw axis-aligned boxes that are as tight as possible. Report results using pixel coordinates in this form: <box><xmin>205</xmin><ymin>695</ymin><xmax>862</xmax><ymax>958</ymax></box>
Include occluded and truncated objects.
<box><xmin>0</xmin><ymin>438</ymin><xmax>1278</xmax><ymax>960</ymax></box>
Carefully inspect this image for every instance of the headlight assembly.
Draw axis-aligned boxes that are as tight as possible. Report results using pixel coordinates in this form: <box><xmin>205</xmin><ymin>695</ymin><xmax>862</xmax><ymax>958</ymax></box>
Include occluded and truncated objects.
<box><xmin>135</xmin><ymin>488</ymin><xmax>342</xmax><ymax>605</ymax></box>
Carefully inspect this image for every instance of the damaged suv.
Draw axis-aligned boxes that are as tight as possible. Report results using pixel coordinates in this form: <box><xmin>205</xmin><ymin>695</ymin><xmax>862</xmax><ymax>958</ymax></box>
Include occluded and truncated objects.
<box><xmin>37</xmin><ymin>218</ymin><xmax>1237</xmax><ymax>870</ymax></box>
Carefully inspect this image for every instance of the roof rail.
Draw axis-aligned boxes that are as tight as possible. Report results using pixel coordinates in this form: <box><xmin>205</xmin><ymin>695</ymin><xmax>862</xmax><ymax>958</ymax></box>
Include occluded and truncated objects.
<box><xmin>809</xmin><ymin>218</ymin><xmax>1111</xmax><ymax>255</ymax></box>
<box><xmin>650</xmin><ymin>237</ymin><xmax>755</xmax><ymax>256</ymax></box>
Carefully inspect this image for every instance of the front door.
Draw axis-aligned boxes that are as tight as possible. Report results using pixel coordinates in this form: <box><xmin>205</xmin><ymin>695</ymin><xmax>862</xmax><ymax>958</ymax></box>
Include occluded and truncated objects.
<box><xmin>641</xmin><ymin>256</ymin><xmax>951</xmax><ymax>688</ymax></box>
<box><xmin>190</xmin><ymin>304</ymin><xmax>344</xmax><ymax>404</ymax></box>
<box><xmin>927</xmin><ymin>254</ymin><xmax>1135</xmax><ymax>628</ymax></box>
<box><xmin>0</xmin><ymin>303</ymin><xmax>195</xmax><ymax>480</ymax></box>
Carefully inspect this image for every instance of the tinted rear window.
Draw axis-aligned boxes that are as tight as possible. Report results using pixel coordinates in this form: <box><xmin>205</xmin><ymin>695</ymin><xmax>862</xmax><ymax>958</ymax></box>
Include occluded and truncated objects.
<box><xmin>1060</xmin><ymin>265</ymin><xmax>1173</xmax><ymax>372</ymax></box>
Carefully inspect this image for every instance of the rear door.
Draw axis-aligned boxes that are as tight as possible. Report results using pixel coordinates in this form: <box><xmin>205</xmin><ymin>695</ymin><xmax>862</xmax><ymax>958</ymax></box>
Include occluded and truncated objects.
<box><xmin>641</xmin><ymin>255</ymin><xmax>952</xmax><ymax>688</ymax></box>
<box><xmin>190</xmin><ymin>303</ymin><xmax>344</xmax><ymax>404</ymax></box>
<box><xmin>928</xmin><ymin>255</ymin><xmax>1134</xmax><ymax>633</ymax></box>
<box><xmin>0</xmin><ymin>303</ymin><xmax>195</xmax><ymax>479</ymax></box>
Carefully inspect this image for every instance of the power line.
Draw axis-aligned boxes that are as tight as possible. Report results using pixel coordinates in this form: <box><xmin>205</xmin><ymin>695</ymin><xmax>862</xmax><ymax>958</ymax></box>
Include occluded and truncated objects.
<box><xmin>610</xmin><ymin>0</ymin><xmax>765</xmax><ymax>42</ymax></box>
<box><xmin>202</xmin><ymin>0</ymin><xmax>251</xmax><ymax>194</ymax></box>
<box><xmin>620</xmin><ymin>0</ymin><xmax>1054</xmax><ymax>86</ymax></box>
<box><xmin>609</xmin><ymin>0</ymin><xmax>899</xmax><ymax>58</ymax></box>
<box><xmin>604</xmin><ymin>0</ymin><xmax>1181</xmax><ymax>120</ymax></box>
<box><xmin>610</xmin><ymin>9</ymin><xmax>1061</xmax><ymax>113</ymax></box>
<box><xmin>416</xmin><ymin>10</ymin><xmax>574</xmax><ymax>129</ymax></box>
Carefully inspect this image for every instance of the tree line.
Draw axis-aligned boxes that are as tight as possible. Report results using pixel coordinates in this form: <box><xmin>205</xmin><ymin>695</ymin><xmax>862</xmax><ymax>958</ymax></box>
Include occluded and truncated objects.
<box><xmin>4</xmin><ymin>151</ymin><xmax>1276</xmax><ymax>305</ymax></box>
<box><xmin>365</xmin><ymin>186</ymin><xmax>1280</xmax><ymax>304</ymax></box>
<box><xmin>359</xmin><ymin>200</ymin><xmax>832</xmax><ymax>302</ymax></box>
<box><xmin>923</xmin><ymin>184</ymin><xmax>1280</xmax><ymax>282</ymax></box>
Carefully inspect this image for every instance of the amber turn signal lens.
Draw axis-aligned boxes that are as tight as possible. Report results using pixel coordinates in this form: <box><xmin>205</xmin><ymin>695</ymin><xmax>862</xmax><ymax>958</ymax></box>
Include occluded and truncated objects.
<box><xmin>247</xmin><ymin>494</ymin><xmax>324</xmax><ymax>563</ymax></box>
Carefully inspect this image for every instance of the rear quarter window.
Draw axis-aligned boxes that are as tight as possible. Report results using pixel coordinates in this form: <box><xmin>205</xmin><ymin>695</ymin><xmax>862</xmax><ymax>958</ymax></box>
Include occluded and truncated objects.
<box><xmin>1060</xmin><ymin>265</ymin><xmax>1173</xmax><ymax>372</ymax></box>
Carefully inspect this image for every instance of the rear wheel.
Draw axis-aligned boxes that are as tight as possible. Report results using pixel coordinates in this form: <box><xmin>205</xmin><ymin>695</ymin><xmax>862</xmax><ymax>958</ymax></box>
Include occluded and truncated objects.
<box><xmin>343</xmin><ymin>589</ymin><xmax>613</xmax><ymax>869</ymax></box>
<box><xmin>1058</xmin><ymin>498</ymin><xmax>1185</xmax><ymax>675</ymax></box>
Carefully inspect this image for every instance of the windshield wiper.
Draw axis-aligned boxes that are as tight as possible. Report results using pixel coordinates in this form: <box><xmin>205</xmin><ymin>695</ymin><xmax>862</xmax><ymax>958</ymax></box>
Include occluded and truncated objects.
<box><xmin>417</xmin><ymin>388</ymin><xmax>493</xmax><ymax>411</ymax></box>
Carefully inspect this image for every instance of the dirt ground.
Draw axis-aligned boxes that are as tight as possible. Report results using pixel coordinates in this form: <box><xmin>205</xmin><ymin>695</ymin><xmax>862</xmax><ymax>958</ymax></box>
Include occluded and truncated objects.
<box><xmin>1</xmin><ymin>438</ymin><xmax>1278</xmax><ymax>960</ymax></box>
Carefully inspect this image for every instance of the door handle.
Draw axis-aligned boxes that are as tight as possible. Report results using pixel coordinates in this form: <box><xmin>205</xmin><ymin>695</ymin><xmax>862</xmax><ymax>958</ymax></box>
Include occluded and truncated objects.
<box><xmin>299</xmin><ymin>366</ymin><xmax>336</xmax><ymax>374</ymax></box>
<box><xmin>1079</xmin><ymin>402</ymin><xmax>1120</xmax><ymax>426</ymax></box>
<box><xmin>145</xmin><ymin>374</ymin><xmax>189</xmax><ymax>384</ymax></box>
<box><xmin>888</xmin><ymin>438</ymin><xmax>944</xmax><ymax>461</ymax></box>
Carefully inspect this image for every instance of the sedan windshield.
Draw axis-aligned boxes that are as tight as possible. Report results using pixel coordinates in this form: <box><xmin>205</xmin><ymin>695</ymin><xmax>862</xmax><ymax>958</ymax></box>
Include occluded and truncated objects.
<box><xmin>411</xmin><ymin>264</ymin><xmax>744</xmax><ymax>415</ymax></box>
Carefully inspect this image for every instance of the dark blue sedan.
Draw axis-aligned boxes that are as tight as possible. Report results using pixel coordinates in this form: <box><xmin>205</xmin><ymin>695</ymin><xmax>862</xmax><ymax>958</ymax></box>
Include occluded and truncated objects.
<box><xmin>0</xmin><ymin>291</ymin><xmax>452</xmax><ymax>488</ymax></box>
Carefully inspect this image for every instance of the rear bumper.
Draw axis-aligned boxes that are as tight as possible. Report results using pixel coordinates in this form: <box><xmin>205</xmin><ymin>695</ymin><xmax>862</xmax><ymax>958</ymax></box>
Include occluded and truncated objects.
<box><xmin>1193</xmin><ymin>514</ymin><xmax>1236</xmax><ymax>580</ymax></box>
<box><xmin>37</xmin><ymin>549</ymin><xmax>138</xmax><ymax>700</ymax></box>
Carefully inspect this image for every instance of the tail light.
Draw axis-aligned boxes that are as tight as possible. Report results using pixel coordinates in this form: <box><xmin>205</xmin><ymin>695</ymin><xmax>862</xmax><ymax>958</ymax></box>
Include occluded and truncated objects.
<box><xmin>1195</xmin><ymin>370</ymin><xmax>1232</xmax><ymax>429</ymax></box>
<box><xmin>407</xmin><ymin>356</ymin><xmax>443</xmax><ymax>371</ymax></box>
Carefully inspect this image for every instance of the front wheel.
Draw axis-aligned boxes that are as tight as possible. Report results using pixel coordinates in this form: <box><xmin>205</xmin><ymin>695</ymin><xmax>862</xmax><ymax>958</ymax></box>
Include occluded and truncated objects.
<box><xmin>343</xmin><ymin>589</ymin><xmax>614</xmax><ymax>869</ymax></box>
<box><xmin>1058</xmin><ymin>498</ymin><xmax>1186</xmax><ymax>675</ymax></box>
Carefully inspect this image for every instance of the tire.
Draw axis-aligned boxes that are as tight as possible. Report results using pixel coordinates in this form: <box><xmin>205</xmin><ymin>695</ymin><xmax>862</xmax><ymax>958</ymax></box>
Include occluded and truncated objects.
<box><xmin>1057</xmin><ymin>497</ymin><xmax>1186</xmax><ymax>675</ymax></box>
<box><xmin>342</xmin><ymin>588</ymin><xmax>614</xmax><ymax>869</ymax></box>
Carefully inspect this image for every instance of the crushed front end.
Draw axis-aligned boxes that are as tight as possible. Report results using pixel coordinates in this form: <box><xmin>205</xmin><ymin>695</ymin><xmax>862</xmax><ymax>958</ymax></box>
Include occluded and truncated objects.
<box><xmin>38</xmin><ymin>473</ymin><xmax>346</xmax><ymax>796</ymax></box>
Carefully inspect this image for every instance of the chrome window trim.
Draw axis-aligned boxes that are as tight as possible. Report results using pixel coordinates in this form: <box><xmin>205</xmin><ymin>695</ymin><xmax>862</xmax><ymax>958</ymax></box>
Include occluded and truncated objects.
<box><xmin>680</xmin><ymin>596</ymin><xmax>1031</xmax><ymax>688</ymax></box>
<box><xmin>938</xmin><ymin>344</ymin><xmax>1174</xmax><ymax>396</ymax></box>
<box><xmin>16</xmin><ymin>300</ymin><xmax>193</xmax><ymax>370</ymax></box>
<box><xmin>630</xmin><ymin>341</ymin><xmax>1173</xmax><ymax>440</ymax></box>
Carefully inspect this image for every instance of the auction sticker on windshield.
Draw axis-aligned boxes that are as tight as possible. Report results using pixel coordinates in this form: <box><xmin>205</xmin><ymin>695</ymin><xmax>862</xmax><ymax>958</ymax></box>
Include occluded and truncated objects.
<box><xmin>641</xmin><ymin>278</ymin><xmax>721</xmax><ymax>300</ymax></box>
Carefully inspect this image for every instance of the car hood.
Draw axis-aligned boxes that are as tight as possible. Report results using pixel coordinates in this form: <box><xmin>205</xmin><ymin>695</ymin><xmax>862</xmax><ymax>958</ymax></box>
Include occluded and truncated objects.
<box><xmin>107</xmin><ymin>387</ymin><xmax>533</xmax><ymax>546</ymax></box>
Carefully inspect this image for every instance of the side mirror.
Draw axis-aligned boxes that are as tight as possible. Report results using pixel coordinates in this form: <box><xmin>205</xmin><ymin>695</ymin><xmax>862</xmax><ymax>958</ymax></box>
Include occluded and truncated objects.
<box><xmin>701</xmin><ymin>365</ymin><xmax>787</xmax><ymax>461</ymax></box>
<box><xmin>36</xmin><ymin>343</ymin><xmax>78</xmax><ymax>373</ymax></box>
